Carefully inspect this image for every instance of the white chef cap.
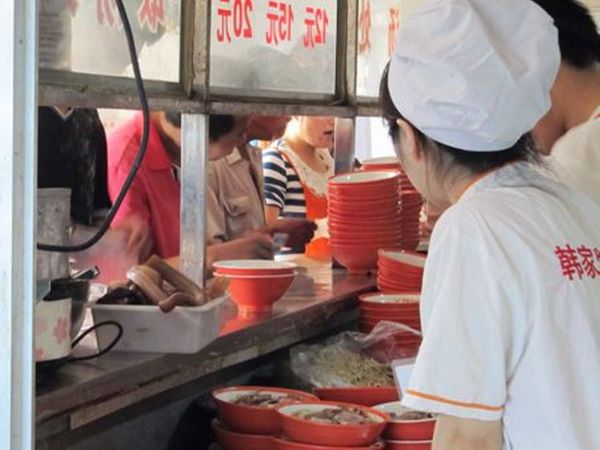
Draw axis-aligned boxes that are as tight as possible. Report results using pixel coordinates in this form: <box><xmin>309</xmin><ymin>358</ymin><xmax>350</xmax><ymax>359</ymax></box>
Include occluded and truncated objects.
<box><xmin>388</xmin><ymin>0</ymin><xmax>560</xmax><ymax>152</ymax></box>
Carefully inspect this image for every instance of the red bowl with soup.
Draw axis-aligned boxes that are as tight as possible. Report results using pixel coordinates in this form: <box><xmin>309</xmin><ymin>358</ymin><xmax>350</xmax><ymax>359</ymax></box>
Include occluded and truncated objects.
<box><xmin>314</xmin><ymin>387</ymin><xmax>399</xmax><ymax>407</ymax></box>
<box><xmin>278</xmin><ymin>401</ymin><xmax>390</xmax><ymax>447</ymax></box>
<box><xmin>374</xmin><ymin>402</ymin><xmax>436</xmax><ymax>441</ymax></box>
<box><xmin>213</xmin><ymin>386</ymin><xmax>318</xmax><ymax>435</ymax></box>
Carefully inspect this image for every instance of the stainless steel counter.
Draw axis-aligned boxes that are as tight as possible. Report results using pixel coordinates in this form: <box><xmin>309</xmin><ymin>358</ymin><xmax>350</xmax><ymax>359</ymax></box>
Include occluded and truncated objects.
<box><xmin>35</xmin><ymin>257</ymin><xmax>376</xmax><ymax>448</ymax></box>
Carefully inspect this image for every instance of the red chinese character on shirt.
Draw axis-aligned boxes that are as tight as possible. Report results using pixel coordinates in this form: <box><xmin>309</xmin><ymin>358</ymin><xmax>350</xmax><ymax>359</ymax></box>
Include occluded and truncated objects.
<box><xmin>388</xmin><ymin>7</ymin><xmax>400</xmax><ymax>57</ymax></box>
<box><xmin>555</xmin><ymin>245</ymin><xmax>584</xmax><ymax>280</ymax></box>
<box><xmin>577</xmin><ymin>246</ymin><xmax>600</xmax><ymax>278</ymax></box>
<box><xmin>97</xmin><ymin>0</ymin><xmax>118</xmax><ymax>27</ymax></box>
<box><xmin>266</xmin><ymin>1</ymin><xmax>294</xmax><ymax>46</ymax></box>
<box><xmin>303</xmin><ymin>7</ymin><xmax>329</xmax><ymax>48</ymax></box>
<box><xmin>358</xmin><ymin>0</ymin><xmax>372</xmax><ymax>55</ymax></box>
<box><xmin>217</xmin><ymin>0</ymin><xmax>253</xmax><ymax>43</ymax></box>
<box><xmin>138</xmin><ymin>0</ymin><xmax>165</xmax><ymax>33</ymax></box>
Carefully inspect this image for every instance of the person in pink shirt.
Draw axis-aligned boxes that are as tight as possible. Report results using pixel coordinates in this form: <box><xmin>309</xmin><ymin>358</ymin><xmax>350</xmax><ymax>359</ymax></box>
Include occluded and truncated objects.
<box><xmin>108</xmin><ymin>112</ymin><xmax>273</xmax><ymax>263</ymax></box>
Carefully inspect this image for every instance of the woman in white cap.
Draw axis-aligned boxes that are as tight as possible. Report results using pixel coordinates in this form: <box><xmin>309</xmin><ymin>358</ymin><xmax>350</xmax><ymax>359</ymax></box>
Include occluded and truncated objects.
<box><xmin>380</xmin><ymin>0</ymin><xmax>600</xmax><ymax>449</ymax></box>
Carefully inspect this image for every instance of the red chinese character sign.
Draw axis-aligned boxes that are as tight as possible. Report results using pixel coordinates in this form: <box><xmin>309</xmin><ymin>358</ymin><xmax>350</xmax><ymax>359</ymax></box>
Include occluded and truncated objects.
<box><xmin>357</xmin><ymin>0</ymin><xmax>403</xmax><ymax>97</ymax></box>
<box><xmin>210</xmin><ymin>0</ymin><xmax>337</xmax><ymax>95</ymax></box>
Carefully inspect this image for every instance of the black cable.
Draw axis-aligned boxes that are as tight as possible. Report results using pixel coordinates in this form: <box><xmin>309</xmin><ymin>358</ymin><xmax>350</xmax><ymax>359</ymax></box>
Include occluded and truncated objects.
<box><xmin>38</xmin><ymin>0</ymin><xmax>150</xmax><ymax>253</ymax></box>
<box><xmin>69</xmin><ymin>320</ymin><xmax>124</xmax><ymax>362</ymax></box>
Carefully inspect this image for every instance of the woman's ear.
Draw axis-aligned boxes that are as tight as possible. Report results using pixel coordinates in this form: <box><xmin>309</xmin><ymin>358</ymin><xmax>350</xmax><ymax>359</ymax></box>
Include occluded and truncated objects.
<box><xmin>396</xmin><ymin>119</ymin><xmax>424</xmax><ymax>162</ymax></box>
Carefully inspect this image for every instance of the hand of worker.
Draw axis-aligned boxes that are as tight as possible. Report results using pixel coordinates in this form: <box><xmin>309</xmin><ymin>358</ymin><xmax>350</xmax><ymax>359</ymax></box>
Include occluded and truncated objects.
<box><xmin>267</xmin><ymin>219</ymin><xmax>317</xmax><ymax>248</ymax></box>
<box><xmin>117</xmin><ymin>215</ymin><xmax>154</xmax><ymax>263</ymax></box>
<box><xmin>211</xmin><ymin>233</ymin><xmax>275</xmax><ymax>262</ymax></box>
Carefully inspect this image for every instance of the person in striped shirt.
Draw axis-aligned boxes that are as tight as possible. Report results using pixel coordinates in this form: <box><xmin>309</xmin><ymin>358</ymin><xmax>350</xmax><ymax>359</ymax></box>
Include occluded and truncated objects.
<box><xmin>263</xmin><ymin>117</ymin><xmax>335</xmax><ymax>220</ymax></box>
<box><xmin>262</xmin><ymin>116</ymin><xmax>335</xmax><ymax>255</ymax></box>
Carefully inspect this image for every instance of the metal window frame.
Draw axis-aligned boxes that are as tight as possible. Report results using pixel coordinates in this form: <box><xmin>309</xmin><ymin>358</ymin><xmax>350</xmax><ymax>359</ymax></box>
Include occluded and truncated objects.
<box><xmin>0</xmin><ymin>0</ymin><xmax>38</xmax><ymax>449</ymax></box>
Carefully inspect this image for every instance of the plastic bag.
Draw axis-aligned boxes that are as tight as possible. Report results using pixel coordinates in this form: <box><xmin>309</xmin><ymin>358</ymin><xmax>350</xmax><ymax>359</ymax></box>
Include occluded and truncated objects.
<box><xmin>290</xmin><ymin>321</ymin><xmax>421</xmax><ymax>388</ymax></box>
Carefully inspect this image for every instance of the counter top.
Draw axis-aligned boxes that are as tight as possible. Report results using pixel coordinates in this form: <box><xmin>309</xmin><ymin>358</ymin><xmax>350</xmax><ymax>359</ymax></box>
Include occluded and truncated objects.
<box><xmin>35</xmin><ymin>257</ymin><xmax>376</xmax><ymax>441</ymax></box>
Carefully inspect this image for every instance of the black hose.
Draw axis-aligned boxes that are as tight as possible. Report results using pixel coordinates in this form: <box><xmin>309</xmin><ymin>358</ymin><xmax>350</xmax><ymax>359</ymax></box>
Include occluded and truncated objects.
<box><xmin>69</xmin><ymin>320</ymin><xmax>124</xmax><ymax>361</ymax></box>
<box><xmin>38</xmin><ymin>0</ymin><xmax>150</xmax><ymax>253</ymax></box>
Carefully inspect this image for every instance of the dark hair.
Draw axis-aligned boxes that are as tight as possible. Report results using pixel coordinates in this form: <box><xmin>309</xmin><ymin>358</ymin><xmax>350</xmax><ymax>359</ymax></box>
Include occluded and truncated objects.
<box><xmin>209</xmin><ymin>115</ymin><xmax>236</xmax><ymax>142</ymax></box>
<box><xmin>163</xmin><ymin>112</ymin><xmax>237</xmax><ymax>143</ymax></box>
<box><xmin>165</xmin><ymin>111</ymin><xmax>181</xmax><ymax>128</ymax></box>
<box><xmin>379</xmin><ymin>63</ymin><xmax>540</xmax><ymax>177</ymax></box>
<box><xmin>532</xmin><ymin>0</ymin><xmax>600</xmax><ymax>68</ymax></box>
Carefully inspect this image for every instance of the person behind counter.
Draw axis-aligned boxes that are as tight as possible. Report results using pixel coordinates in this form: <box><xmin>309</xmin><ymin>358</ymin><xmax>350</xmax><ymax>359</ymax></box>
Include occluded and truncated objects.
<box><xmin>381</xmin><ymin>1</ymin><xmax>600</xmax><ymax>449</ymax></box>
<box><xmin>207</xmin><ymin>115</ymin><xmax>316</xmax><ymax>249</ymax></box>
<box><xmin>530</xmin><ymin>0</ymin><xmax>600</xmax><ymax>204</ymax></box>
<box><xmin>107</xmin><ymin>111</ymin><xmax>274</xmax><ymax>264</ymax></box>
<box><xmin>262</xmin><ymin>116</ymin><xmax>335</xmax><ymax>256</ymax></box>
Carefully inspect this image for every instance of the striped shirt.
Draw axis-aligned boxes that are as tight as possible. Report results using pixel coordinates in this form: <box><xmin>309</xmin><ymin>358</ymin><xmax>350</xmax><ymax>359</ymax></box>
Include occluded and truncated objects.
<box><xmin>263</xmin><ymin>146</ymin><xmax>307</xmax><ymax>219</ymax></box>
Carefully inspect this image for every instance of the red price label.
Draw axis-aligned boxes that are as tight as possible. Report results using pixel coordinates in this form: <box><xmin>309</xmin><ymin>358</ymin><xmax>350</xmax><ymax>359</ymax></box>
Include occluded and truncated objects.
<box><xmin>97</xmin><ymin>0</ymin><xmax>119</xmax><ymax>27</ymax></box>
<box><xmin>217</xmin><ymin>0</ymin><xmax>254</xmax><ymax>43</ymax></box>
<box><xmin>358</xmin><ymin>0</ymin><xmax>372</xmax><ymax>55</ymax></box>
<box><xmin>266</xmin><ymin>1</ymin><xmax>294</xmax><ymax>46</ymax></box>
<box><xmin>138</xmin><ymin>0</ymin><xmax>165</xmax><ymax>33</ymax></box>
<box><xmin>388</xmin><ymin>7</ymin><xmax>400</xmax><ymax>56</ymax></box>
<box><xmin>303</xmin><ymin>6</ymin><xmax>329</xmax><ymax>49</ymax></box>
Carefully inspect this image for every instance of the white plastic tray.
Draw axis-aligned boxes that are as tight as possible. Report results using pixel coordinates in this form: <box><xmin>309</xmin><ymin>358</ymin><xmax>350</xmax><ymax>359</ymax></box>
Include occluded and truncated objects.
<box><xmin>91</xmin><ymin>296</ymin><xmax>227</xmax><ymax>354</ymax></box>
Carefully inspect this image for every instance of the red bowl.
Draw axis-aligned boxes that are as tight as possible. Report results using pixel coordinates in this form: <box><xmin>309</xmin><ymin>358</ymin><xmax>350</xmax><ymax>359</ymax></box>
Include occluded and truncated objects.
<box><xmin>377</xmin><ymin>265</ymin><xmax>423</xmax><ymax>281</ymax></box>
<box><xmin>213</xmin><ymin>386</ymin><xmax>318</xmax><ymax>435</ymax></box>
<box><xmin>359</xmin><ymin>310</ymin><xmax>421</xmax><ymax>322</ymax></box>
<box><xmin>278</xmin><ymin>401</ymin><xmax>389</xmax><ymax>447</ymax></box>
<box><xmin>331</xmin><ymin>237</ymin><xmax>403</xmax><ymax>247</ymax></box>
<box><xmin>332</xmin><ymin>245</ymin><xmax>380</xmax><ymax>274</ymax></box>
<box><xmin>329</xmin><ymin>218</ymin><xmax>403</xmax><ymax>229</ymax></box>
<box><xmin>379</xmin><ymin>250</ymin><xmax>426</xmax><ymax>270</ymax></box>
<box><xmin>212</xmin><ymin>419</ymin><xmax>276</xmax><ymax>450</ymax></box>
<box><xmin>385</xmin><ymin>440</ymin><xmax>432</xmax><ymax>450</ymax></box>
<box><xmin>272</xmin><ymin>436</ymin><xmax>385</xmax><ymax>450</ymax></box>
<box><xmin>378</xmin><ymin>275</ymin><xmax>422</xmax><ymax>288</ymax></box>
<box><xmin>329</xmin><ymin>189</ymin><xmax>400</xmax><ymax>202</ymax></box>
<box><xmin>359</xmin><ymin>319</ymin><xmax>421</xmax><ymax>331</ymax></box>
<box><xmin>377</xmin><ymin>282</ymin><xmax>422</xmax><ymax>293</ymax></box>
<box><xmin>374</xmin><ymin>403</ymin><xmax>435</xmax><ymax>441</ymax></box>
<box><xmin>359</xmin><ymin>292</ymin><xmax>420</xmax><ymax>308</ymax></box>
<box><xmin>328</xmin><ymin>209</ymin><xmax>402</xmax><ymax>220</ymax></box>
<box><xmin>217</xmin><ymin>273</ymin><xmax>295</xmax><ymax>314</ymax></box>
<box><xmin>214</xmin><ymin>260</ymin><xmax>297</xmax><ymax>276</ymax></box>
<box><xmin>329</xmin><ymin>197</ymin><xmax>400</xmax><ymax>209</ymax></box>
<box><xmin>314</xmin><ymin>387</ymin><xmax>399</xmax><ymax>407</ymax></box>
<box><xmin>329</xmin><ymin>171</ymin><xmax>400</xmax><ymax>187</ymax></box>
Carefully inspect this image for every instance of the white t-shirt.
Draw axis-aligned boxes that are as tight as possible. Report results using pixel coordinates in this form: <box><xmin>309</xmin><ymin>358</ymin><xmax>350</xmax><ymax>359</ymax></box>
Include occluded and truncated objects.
<box><xmin>401</xmin><ymin>162</ymin><xmax>600</xmax><ymax>450</ymax></box>
<box><xmin>551</xmin><ymin>105</ymin><xmax>600</xmax><ymax>205</ymax></box>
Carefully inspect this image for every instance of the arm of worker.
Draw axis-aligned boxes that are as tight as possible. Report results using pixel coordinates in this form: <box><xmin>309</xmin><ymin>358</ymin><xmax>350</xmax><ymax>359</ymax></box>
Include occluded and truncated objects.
<box><xmin>433</xmin><ymin>416</ymin><xmax>502</xmax><ymax>450</ymax></box>
<box><xmin>400</xmin><ymin>209</ymin><xmax>519</xmax><ymax>448</ymax></box>
<box><xmin>263</xmin><ymin>218</ymin><xmax>316</xmax><ymax>248</ymax></box>
<box><xmin>108</xmin><ymin>164</ymin><xmax>154</xmax><ymax>262</ymax></box>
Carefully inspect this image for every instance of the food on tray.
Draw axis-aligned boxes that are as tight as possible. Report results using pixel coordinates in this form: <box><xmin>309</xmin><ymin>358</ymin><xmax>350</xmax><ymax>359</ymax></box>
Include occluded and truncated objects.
<box><xmin>389</xmin><ymin>410</ymin><xmax>434</xmax><ymax>421</ymax></box>
<box><xmin>97</xmin><ymin>255</ymin><xmax>228</xmax><ymax>311</ymax></box>
<box><xmin>312</xmin><ymin>347</ymin><xmax>394</xmax><ymax>387</ymax></box>
<box><xmin>233</xmin><ymin>392</ymin><xmax>304</xmax><ymax>408</ymax></box>
<box><xmin>295</xmin><ymin>407</ymin><xmax>374</xmax><ymax>425</ymax></box>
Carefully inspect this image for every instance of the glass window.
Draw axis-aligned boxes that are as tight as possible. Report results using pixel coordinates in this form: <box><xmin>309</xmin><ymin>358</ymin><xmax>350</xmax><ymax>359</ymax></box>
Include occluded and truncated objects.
<box><xmin>39</xmin><ymin>0</ymin><xmax>181</xmax><ymax>82</ymax></box>
<box><xmin>209</xmin><ymin>0</ymin><xmax>337</xmax><ymax>96</ymax></box>
<box><xmin>356</xmin><ymin>0</ymin><xmax>402</xmax><ymax>99</ymax></box>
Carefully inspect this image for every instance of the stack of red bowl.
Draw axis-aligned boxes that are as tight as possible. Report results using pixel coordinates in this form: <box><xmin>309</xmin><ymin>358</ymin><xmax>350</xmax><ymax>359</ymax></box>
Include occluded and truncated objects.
<box><xmin>399</xmin><ymin>190</ymin><xmax>423</xmax><ymax>251</ymax></box>
<box><xmin>374</xmin><ymin>402</ymin><xmax>436</xmax><ymax>450</ymax></box>
<box><xmin>213</xmin><ymin>260</ymin><xmax>297</xmax><ymax>315</ymax></box>
<box><xmin>377</xmin><ymin>250</ymin><xmax>425</xmax><ymax>294</ymax></box>
<box><xmin>358</xmin><ymin>293</ymin><xmax>422</xmax><ymax>350</ymax></box>
<box><xmin>329</xmin><ymin>172</ymin><xmax>403</xmax><ymax>275</ymax></box>
<box><xmin>212</xmin><ymin>386</ymin><xmax>318</xmax><ymax>450</ymax></box>
<box><xmin>361</xmin><ymin>158</ymin><xmax>422</xmax><ymax>251</ymax></box>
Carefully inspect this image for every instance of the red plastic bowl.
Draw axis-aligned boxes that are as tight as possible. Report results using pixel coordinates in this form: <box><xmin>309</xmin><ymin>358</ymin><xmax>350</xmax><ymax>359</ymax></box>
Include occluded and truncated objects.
<box><xmin>359</xmin><ymin>293</ymin><xmax>420</xmax><ymax>307</ymax></box>
<box><xmin>374</xmin><ymin>403</ymin><xmax>435</xmax><ymax>441</ymax></box>
<box><xmin>314</xmin><ymin>387</ymin><xmax>399</xmax><ymax>407</ymax></box>
<box><xmin>214</xmin><ymin>260</ymin><xmax>296</xmax><ymax>276</ymax></box>
<box><xmin>272</xmin><ymin>436</ymin><xmax>385</xmax><ymax>450</ymax></box>
<box><xmin>213</xmin><ymin>386</ymin><xmax>318</xmax><ymax>435</ymax></box>
<box><xmin>212</xmin><ymin>419</ymin><xmax>276</xmax><ymax>450</ymax></box>
<box><xmin>278</xmin><ymin>401</ymin><xmax>389</xmax><ymax>447</ymax></box>
<box><xmin>329</xmin><ymin>171</ymin><xmax>400</xmax><ymax>187</ymax></box>
<box><xmin>217</xmin><ymin>273</ymin><xmax>295</xmax><ymax>314</ymax></box>
<box><xmin>332</xmin><ymin>245</ymin><xmax>380</xmax><ymax>274</ymax></box>
<box><xmin>328</xmin><ymin>208</ymin><xmax>402</xmax><ymax>220</ymax></box>
<box><xmin>359</xmin><ymin>310</ymin><xmax>421</xmax><ymax>322</ymax></box>
<box><xmin>378</xmin><ymin>250</ymin><xmax>426</xmax><ymax>271</ymax></box>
